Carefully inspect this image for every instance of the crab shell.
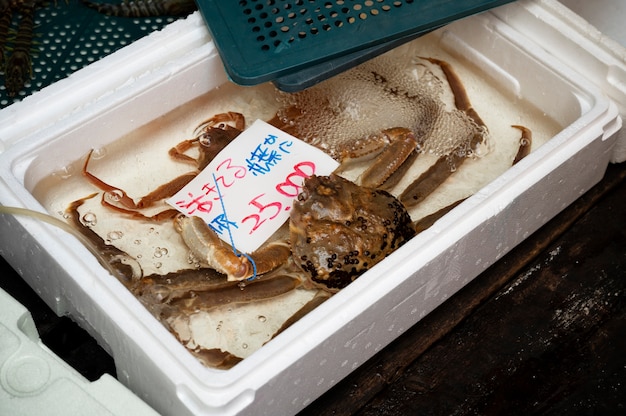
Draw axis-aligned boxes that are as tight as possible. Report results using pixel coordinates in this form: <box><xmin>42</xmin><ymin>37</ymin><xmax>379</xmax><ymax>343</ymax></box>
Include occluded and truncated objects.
<box><xmin>290</xmin><ymin>174</ymin><xmax>416</xmax><ymax>292</ymax></box>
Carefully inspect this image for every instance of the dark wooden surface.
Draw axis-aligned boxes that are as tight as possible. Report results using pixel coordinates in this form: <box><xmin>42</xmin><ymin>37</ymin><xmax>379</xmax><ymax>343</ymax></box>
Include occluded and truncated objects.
<box><xmin>2</xmin><ymin>161</ymin><xmax>625</xmax><ymax>415</ymax></box>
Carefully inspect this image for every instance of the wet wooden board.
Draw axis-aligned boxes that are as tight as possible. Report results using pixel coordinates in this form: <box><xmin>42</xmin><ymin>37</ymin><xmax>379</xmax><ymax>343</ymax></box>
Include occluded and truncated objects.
<box><xmin>1</xmin><ymin>163</ymin><xmax>625</xmax><ymax>413</ymax></box>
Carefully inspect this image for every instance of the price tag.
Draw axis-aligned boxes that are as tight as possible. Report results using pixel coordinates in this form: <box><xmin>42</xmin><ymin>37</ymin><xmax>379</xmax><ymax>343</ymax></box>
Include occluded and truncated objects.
<box><xmin>167</xmin><ymin>119</ymin><xmax>339</xmax><ymax>253</ymax></box>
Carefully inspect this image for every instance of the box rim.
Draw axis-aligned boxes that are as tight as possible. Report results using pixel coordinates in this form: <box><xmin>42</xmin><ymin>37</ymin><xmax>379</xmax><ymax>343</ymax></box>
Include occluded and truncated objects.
<box><xmin>0</xmin><ymin>4</ymin><xmax>622</xmax><ymax>414</ymax></box>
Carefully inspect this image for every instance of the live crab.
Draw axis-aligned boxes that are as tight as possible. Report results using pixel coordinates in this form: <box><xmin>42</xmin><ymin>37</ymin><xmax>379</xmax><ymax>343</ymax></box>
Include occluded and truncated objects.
<box><xmin>66</xmin><ymin>56</ymin><xmax>532</xmax><ymax>367</ymax></box>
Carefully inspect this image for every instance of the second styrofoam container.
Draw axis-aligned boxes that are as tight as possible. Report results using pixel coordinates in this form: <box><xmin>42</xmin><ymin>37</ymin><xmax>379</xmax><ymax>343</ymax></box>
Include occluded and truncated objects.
<box><xmin>0</xmin><ymin>4</ymin><xmax>622</xmax><ymax>416</ymax></box>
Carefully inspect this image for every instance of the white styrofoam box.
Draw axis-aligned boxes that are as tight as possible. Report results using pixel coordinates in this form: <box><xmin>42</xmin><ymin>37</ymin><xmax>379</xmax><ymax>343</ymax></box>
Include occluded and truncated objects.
<box><xmin>559</xmin><ymin>0</ymin><xmax>626</xmax><ymax>47</ymax></box>
<box><xmin>492</xmin><ymin>0</ymin><xmax>626</xmax><ymax>162</ymax></box>
<box><xmin>0</xmin><ymin>288</ymin><xmax>160</xmax><ymax>416</ymax></box>
<box><xmin>0</xmin><ymin>4</ymin><xmax>623</xmax><ymax>416</ymax></box>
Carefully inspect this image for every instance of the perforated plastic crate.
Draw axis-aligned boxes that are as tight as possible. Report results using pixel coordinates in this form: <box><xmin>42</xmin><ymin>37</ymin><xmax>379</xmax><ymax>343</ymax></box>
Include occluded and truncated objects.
<box><xmin>196</xmin><ymin>0</ymin><xmax>515</xmax><ymax>88</ymax></box>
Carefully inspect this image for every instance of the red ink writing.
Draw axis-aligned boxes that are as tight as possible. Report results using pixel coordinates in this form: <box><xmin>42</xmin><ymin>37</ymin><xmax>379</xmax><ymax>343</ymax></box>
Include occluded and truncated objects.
<box><xmin>276</xmin><ymin>161</ymin><xmax>316</xmax><ymax>197</ymax></box>
<box><xmin>241</xmin><ymin>193</ymin><xmax>283</xmax><ymax>234</ymax></box>
<box><xmin>174</xmin><ymin>192</ymin><xmax>216</xmax><ymax>216</ymax></box>
<box><xmin>214</xmin><ymin>158</ymin><xmax>246</xmax><ymax>187</ymax></box>
<box><xmin>241</xmin><ymin>161</ymin><xmax>317</xmax><ymax>234</ymax></box>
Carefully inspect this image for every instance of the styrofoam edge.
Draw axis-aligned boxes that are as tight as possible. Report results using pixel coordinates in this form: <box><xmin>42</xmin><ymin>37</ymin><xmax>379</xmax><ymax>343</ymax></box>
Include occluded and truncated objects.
<box><xmin>0</xmin><ymin>3</ymin><xmax>622</xmax><ymax>414</ymax></box>
<box><xmin>230</xmin><ymin>102</ymin><xmax>621</xmax><ymax>415</ymax></box>
<box><xmin>0</xmin><ymin>12</ymin><xmax>211</xmax><ymax>152</ymax></box>
<box><xmin>206</xmin><ymin>7</ymin><xmax>623</xmax><ymax>410</ymax></box>
<box><xmin>3</xmin><ymin>42</ymin><xmax>225</xmax><ymax>191</ymax></box>
<box><xmin>493</xmin><ymin>0</ymin><xmax>626</xmax><ymax>162</ymax></box>
<box><xmin>549</xmin><ymin>0</ymin><xmax>626</xmax><ymax>61</ymax></box>
<box><xmin>0</xmin><ymin>17</ymin><xmax>242</xmax><ymax>409</ymax></box>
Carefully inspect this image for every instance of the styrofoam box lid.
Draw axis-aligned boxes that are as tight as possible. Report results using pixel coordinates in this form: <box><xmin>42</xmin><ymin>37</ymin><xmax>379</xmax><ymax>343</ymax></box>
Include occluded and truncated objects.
<box><xmin>0</xmin><ymin>3</ymin><xmax>624</xmax><ymax>416</ymax></box>
<box><xmin>494</xmin><ymin>0</ymin><xmax>626</xmax><ymax>162</ymax></box>
<box><xmin>0</xmin><ymin>288</ymin><xmax>159</xmax><ymax>415</ymax></box>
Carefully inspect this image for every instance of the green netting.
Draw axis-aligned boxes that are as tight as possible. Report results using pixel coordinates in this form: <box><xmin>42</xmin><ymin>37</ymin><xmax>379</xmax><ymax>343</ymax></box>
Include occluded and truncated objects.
<box><xmin>0</xmin><ymin>0</ymin><xmax>181</xmax><ymax>109</ymax></box>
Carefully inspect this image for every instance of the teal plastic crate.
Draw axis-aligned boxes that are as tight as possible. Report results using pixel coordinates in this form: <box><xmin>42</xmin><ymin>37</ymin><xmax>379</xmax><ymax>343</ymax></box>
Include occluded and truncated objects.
<box><xmin>196</xmin><ymin>0</ymin><xmax>516</xmax><ymax>90</ymax></box>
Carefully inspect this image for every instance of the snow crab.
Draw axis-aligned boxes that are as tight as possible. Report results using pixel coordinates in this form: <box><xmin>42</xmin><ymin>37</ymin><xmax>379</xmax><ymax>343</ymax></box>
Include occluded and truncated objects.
<box><xmin>67</xmin><ymin>54</ymin><xmax>532</xmax><ymax>367</ymax></box>
<box><xmin>75</xmin><ymin>54</ymin><xmax>533</xmax><ymax>295</ymax></box>
<box><xmin>291</xmin><ymin>173</ymin><xmax>416</xmax><ymax>292</ymax></box>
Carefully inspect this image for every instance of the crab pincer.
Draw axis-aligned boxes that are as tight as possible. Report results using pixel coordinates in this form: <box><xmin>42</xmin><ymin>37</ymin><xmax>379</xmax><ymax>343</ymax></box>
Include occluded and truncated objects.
<box><xmin>174</xmin><ymin>215</ymin><xmax>253</xmax><ymax>281</ymax></box>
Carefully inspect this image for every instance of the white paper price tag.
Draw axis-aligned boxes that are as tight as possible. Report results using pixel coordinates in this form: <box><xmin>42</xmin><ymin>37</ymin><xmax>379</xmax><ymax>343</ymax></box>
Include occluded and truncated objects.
<box><xmin>167</xmin><ymin>119</ymin><xmax>339</xmax><ymax>253</ymax></box>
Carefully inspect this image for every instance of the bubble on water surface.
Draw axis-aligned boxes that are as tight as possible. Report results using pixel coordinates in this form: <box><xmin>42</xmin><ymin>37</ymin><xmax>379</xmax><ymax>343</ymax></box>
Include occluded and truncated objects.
<box><xmin>52</xmin><ymin>165</ymin><xmax>75</xmax><ymax>179</ymax></box>
<box><xmin>107</xmin><ymin>230</ymin><xmax>123</xmax><ymax>241</ymax></box>
<box><xmin>153</xmin><ymin>247</ymin><xmax>168</xmax><ymax>258</ymax></box>
<box><xmin>81</xmin><ymin>212</ymin><xmax>97</xmax><ymax>226</ymax></box>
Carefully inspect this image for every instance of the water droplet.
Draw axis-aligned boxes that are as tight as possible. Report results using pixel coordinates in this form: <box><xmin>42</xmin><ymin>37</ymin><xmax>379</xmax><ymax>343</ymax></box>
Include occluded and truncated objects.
<box><xmin>258</xmin><ymin>315</ymin><xmax>267</xmax><ymax>323</ymax></box>
<box><xmin>154</xmin><ymin>262</ymin><xmax>162</xmax><ymax>269</ymax></box>
<box><xmin>90</xmin><ymin>147</ymin><xmax>107</xmax><ymax>160</ymax></box>
<box><xmin>53</xmin><ymin>165</ymin><xmax>74</xmax><ymax>179</ymax></box>
<box><xmin>105</xmin><ymin>189</ymin><xmax>124</xmax><ymax>202</ymax></box>
<box><xmin>81</xmin><ymin>212</ymin><xmax>97</xmax><ymax>226</ymax></box>
<box><xmin>198</xmin><ymin>134</ymin><xmax>211</xmax><ymax>147</ymax></box>
<box><xmin>134</xmin><ymin>239</ymin><xmax>141</xmax><ymax>245</ymax></box>
<box><xmin>153</xmin><ymin>247</ymin><xmax>168</xmax><ymax>258</ymax></box>
<box><xmin>242</xmin><ymin>343</ymin><xmax>248</xmax><ymax>349</ymax></box>
<box><xmin>107</xmin><ymin>230</ymin><xmax>123</xmax><ymax>240</ymax></box>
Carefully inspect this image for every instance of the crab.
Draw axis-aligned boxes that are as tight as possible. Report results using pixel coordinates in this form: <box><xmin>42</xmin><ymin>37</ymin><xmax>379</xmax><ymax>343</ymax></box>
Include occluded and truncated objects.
<box><xmin>78</xmin><ymin>55</ymin><xmax>533</xmax><ymax>288</ymax></box>
<box><xmin>290</xmin><ymin>173</ymin><xmax>416</xmax><ymax>292</ymax></box>
<box><xmin>81</xmin><ymin>111</ymin><xmax>246</xmax><ymax>221</ymax></box>
<box><xmin>67</xmin><ymin>55</ymin><xmax>533</xmax><ymax>368</ymax></box>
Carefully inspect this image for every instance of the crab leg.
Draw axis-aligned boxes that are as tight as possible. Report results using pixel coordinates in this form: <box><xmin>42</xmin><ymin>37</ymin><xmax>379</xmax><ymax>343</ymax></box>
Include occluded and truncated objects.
<box><xmin>400</xmin><ymin>153</ymin><xmax>460</xmax><ymax>208</ymax></box>
<box><xmin>512</xmin><ymin>125</ymin><xmax>532</xmax><ymax>164</ymax></box>
<box><xmin>400</xmin><ymin>57</ymin><xmax>487</xmax><ymax>208</ymax></box>
<box><xmin>82</xmin><ymin>114</ymin><xmax>243</xmax><ymax>217</ymax></box>
<box><xmin>410</xmin><ymin>126</ymin><xmax>533</xmax><ymax>232</ymax></box>
<box><xmin>171</xmin><ymin>112</ymin><xmax>245</xmax><ymax>170</ymax></box>
<box><xmin>175</xmin><ymin>215</ymin><xmax>253</xmax><ymax>281</ymax></box>
<box><xmin>357</xmin><ymin>128</ymin><xmax>419</xmax><ymax>189</ymax></box>
<box><xmin>267</xmin><ymin>290</ymin><xmax>331</xmax><ymax>340</ymax></box>
<box><xmin>66</xmin><ymin>193</ymin><xmax>143</xmax><ymax>286</ymax></box>
<box><xmin>82</xmin><ymin>149</ymin><xmax>138</xmax><ymax>210</ymax></box>
<box><xmin>420</xmin><ymin>56</ymin><xmax>486</xmax><ymax>129</ymax></box>
<box><xmin>174</xmin><ymin>215</ymin><xmax>292</xmax><ymax>281</ymax></box>
<box><xmin>413</xmin><ymin>199</ymin><xmax>465</xmax><ymax>233</ymax></box>
<box><xmin>193</xmin><ymin>111</ymin><xmax>245</xmax><ymax>137</ymax></box>
<box><xmin>168</xmin><ymin>274</ymin><xmax>301</xmax><ymax>310</ymax></box>
<box><xmin>82</xmin><ymin>149</ymin><xmax>195</xmax><ymax>219</ymax></box>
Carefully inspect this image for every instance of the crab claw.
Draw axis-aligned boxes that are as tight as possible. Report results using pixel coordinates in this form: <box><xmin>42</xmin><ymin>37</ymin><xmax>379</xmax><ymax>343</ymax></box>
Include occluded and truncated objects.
<box><xmin>174</xmin><ymin>215</ymin><xmax>253</xmax><ymax>281</ymax></box>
